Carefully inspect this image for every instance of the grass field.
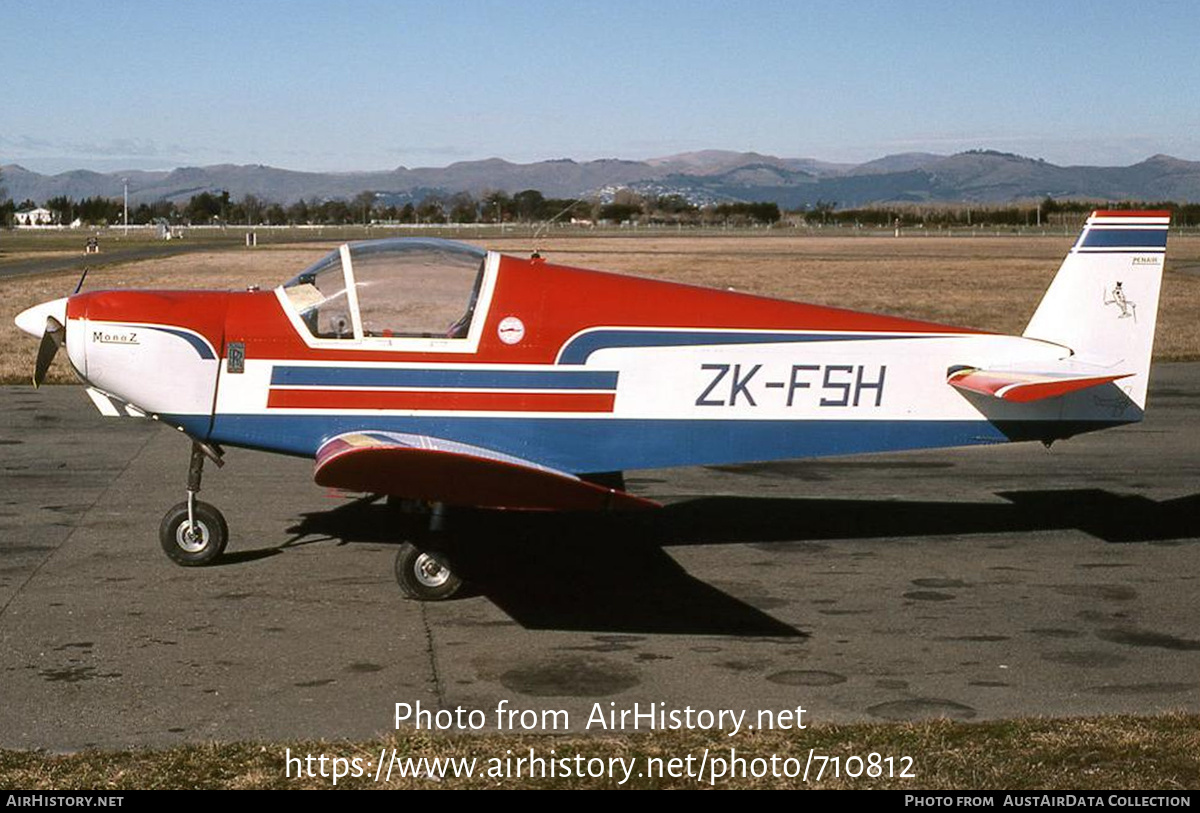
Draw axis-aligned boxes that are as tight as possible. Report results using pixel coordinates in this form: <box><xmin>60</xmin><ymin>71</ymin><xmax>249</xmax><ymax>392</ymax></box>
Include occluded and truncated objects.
<box><xmin>4</xmin><ymin>230</ymin><xmax>1200</xmax><ymax>384</ymax></box>
<box><xmin>3</xmin><ymin>716</ymin><xmax>1199</xmax><ymax>789</ymax></box>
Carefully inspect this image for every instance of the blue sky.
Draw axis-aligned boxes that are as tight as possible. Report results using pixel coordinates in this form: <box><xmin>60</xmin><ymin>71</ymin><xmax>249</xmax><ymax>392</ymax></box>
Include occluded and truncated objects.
<box><xmin>3</xmin><ymin>1</ymin><xmax>1198</xmax><ymax>173</ymax></box>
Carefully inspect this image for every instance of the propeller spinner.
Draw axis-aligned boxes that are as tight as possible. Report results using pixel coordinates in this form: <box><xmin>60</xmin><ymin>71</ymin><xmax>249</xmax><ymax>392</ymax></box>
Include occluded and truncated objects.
<box><xmin>14</xmin><ymin>297</ymin><xmax>69</xmax><ymax>387</ymax></box>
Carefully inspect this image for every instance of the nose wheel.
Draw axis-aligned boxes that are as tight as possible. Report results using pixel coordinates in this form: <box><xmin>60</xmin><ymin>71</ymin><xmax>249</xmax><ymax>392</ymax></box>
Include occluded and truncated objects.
<box><xmin>160</xmin><ymin>499</ymin><xmax>228</xmax><ymax>566</ymax></box>
<box><xmin>160</xmin><ymin>441</ymin><xmax>228</xmax><ymax>566</ymax></box>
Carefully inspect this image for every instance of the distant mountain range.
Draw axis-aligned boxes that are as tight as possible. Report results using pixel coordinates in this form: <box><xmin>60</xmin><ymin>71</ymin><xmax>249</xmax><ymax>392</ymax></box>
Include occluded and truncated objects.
<box><xmin>4</xmin><ymin>149</ymin><xmax>1199</xmax><ymax>209</ymax></box>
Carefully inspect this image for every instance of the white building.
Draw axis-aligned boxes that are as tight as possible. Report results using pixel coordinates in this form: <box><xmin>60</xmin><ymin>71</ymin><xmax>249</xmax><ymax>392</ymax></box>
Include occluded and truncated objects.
<box><xmin>14</xmin><ymin>207</ymin><xmax>54</xmax><ymax>226</ymax></box>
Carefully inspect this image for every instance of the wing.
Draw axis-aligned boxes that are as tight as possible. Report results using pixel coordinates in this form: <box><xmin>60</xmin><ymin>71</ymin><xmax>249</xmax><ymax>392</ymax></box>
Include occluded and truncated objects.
<box><xmin>314</xmin><ymin>431</ymin><xmax>659</xmax><ymax>511</ymax></box>
<box><xmin>947</xmin><ymin>365</ymin><xmax>1132</xmax><ymax>403</ymax></box>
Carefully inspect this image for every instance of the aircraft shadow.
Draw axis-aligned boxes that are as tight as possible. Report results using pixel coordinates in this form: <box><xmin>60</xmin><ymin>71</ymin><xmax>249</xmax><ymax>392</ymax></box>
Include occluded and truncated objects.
<box><xmin>284</xmin><ymin>498</ymin><xmax>801</xmax><ymax>637</ymax></box>
<box><xmin>282</xmin><ymin>488</ymin><xmax>1199</xmax><ymax>635</ymax></box>
<box><xmin>657</xmin><ymin>488</ymin><xmax>1200</xmax><ymax>547</ymax></box>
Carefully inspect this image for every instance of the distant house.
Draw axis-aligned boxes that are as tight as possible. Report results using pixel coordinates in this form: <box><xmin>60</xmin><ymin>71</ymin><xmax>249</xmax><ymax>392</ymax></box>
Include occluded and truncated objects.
<box><xmin>14</xmin><ymin>207</ymin><xmax>54</xmax><ymax>226</ymax></box>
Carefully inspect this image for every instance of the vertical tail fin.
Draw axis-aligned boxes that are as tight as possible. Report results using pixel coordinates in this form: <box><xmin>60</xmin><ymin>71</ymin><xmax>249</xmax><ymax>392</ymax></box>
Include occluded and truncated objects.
<box><xmin>1023</xmin><ymin>210</ymin><xmax>1169</xmax><ymax>409</ymax></box>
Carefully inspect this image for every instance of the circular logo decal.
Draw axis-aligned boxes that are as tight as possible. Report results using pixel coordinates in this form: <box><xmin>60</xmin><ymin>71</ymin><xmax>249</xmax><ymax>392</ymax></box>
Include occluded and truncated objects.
<box><xmin>497</xmin><ymin>316</ymin><xmax>526</xmax><ymax>345</ymax></box>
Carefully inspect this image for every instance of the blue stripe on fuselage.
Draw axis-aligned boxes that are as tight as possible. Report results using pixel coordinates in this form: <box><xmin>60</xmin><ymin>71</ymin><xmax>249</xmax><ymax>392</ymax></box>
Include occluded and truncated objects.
<box><xmin>270</xmin><ymin>366</ymin><xmax>619</xmax><ymax>390</ymax></box>
<box><xmin>556</xmin><ymin>330</ymin><xmax>933</xmax><ymax>365</ymax></box>
<box><xmin>143</xmin><ymin>326</ymin><xmax>216</xmax><ymax>359</ymax></box>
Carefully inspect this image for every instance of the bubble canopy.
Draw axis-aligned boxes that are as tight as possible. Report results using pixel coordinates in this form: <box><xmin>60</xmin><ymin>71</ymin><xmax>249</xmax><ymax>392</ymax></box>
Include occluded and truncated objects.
<box><xmin>281</xmin><ymin>239</ymin><xmax>488</xmax><ymax>343</ymax></box>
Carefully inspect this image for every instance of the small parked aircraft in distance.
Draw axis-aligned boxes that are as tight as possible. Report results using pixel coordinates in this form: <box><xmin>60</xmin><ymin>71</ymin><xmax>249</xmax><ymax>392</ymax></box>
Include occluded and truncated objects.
<box><xmin>15</xmin><ymin>211</ymin><xmax>1169</xmax><ymax>599</ymax></box>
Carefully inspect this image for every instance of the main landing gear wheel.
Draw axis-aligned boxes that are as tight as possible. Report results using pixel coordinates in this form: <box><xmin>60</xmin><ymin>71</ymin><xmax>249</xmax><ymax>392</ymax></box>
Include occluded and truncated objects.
<box><xmin>159</xmin><ymin>500</ymin><xmax>228</xmax><ymax>566</ymax></box>
<box><xmin>394</xmin><ymin>541</ymin><xmax>463</xmax><ymax>601</ymax></box>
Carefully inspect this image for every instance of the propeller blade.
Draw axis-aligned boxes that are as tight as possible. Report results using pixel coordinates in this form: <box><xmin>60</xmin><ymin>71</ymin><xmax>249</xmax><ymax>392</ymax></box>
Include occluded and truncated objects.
<box><xmin>33</xmin><ymin>316</ymin><xmax>64</xmax><ymax>388</ymax></box>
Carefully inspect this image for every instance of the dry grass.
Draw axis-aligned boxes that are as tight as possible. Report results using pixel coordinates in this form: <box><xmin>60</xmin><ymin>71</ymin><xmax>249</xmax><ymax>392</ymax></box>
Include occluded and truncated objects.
<box><xmin>4</xmin><ymin>233</ymin><xmax>1199</xmax><ymax>385</ymax></box>
<box><xmin>3</xmin><ymin>715</ymin><xmax>1198</xmax><ymax>789</ymax></box>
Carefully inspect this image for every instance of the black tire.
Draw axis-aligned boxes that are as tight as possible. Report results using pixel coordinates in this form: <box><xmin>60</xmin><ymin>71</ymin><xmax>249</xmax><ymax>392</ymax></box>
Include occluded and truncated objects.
<box><xmin>394</xmin><ymin>541</ymin><xmax>463</xmax><ymax>601</ymax></box>
<box><xmin>159</xmin><ymin>500</ymin><xmax>228</xmax><ymax>566</ymax></box>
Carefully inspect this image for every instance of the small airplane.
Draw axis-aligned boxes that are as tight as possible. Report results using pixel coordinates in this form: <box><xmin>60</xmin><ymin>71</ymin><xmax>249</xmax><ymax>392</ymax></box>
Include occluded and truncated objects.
<box><xmin>14</xmin><ymin>210</ymin><xmax>1169</xmax><ymax>600</ymax></box>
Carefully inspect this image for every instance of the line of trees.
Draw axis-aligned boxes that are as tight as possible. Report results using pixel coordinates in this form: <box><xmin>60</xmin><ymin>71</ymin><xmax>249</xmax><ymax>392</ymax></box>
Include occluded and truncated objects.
<box><xmin>796</xmin><ymin>197</ymin><xmax>1200</xmax><ymax>228</ymax></box>
<box><xmin>6</xmin><ymin>174</ymin><xmax>1194</xmax><ymax>229</ymax></box>
<box><xmin>594</xmin><ymin>193</ymin><xmax>781</xmax><ymax>226</ymax></box>
<box><xmin>0</xmin><ymin>184</ymin><xmax>783</xmax><ymax>228</ymax></box>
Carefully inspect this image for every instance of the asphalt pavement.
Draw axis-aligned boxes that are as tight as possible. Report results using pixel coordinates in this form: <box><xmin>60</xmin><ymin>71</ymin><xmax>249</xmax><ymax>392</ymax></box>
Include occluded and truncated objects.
<box><xmin>1</xmin><ymin>367</ymin><xmax>1198</xmax><ymax>750</ymax></box>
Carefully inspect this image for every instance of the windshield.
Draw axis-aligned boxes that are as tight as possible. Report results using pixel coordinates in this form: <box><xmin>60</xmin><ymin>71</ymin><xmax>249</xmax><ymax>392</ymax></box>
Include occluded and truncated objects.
<box><xmin>351</xmin><ymin>240</ymin><xmax>486</xmax><ymax>339</ymax></box>
<box><xmin>282</xmin><ymin>239</ymin><xmax>487</xmax><ymax>341</ymax></box>
<box><xmin>282</xmin><ymin>249</ymin><xmax>353</xmax><ymax>338</ymax></box>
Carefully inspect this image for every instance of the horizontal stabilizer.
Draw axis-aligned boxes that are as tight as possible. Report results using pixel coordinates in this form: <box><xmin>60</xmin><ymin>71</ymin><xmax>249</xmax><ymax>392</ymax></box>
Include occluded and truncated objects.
<box><xmin>947</xmin><ymin>366</ymin><xmax>1131</xmax><ymax>403</ymax></box>
<box><xmin>314</xmin><ymin>431</ymin><xmax>659</xmax><ymax>511</ymax></box>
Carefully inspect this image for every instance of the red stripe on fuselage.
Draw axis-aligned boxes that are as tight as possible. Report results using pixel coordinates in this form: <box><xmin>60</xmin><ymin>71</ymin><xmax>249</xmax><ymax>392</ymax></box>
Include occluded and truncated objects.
<box><xmin>267</xmin><ymin>389</ymin><xmax>615</xmax><ymax>412</ymax></box>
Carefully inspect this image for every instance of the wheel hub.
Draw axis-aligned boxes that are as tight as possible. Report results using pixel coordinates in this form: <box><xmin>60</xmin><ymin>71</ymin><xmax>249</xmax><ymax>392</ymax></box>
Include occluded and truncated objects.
<box><xmin>413</xmin><ymin>553</ymin><xmax>451</xmax><ymax>588</ymax></box>
<box><xmin>176</xmin><ymin>522</ymin><xmax>209</xmax><ymax>553</ymax></box>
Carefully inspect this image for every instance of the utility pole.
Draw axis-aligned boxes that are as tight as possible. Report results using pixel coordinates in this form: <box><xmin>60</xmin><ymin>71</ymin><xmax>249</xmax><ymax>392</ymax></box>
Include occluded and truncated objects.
<box><xmin>122</xmin><ymin>178</ymin><xmax>129</xmax><ymax>236</ymax></box>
